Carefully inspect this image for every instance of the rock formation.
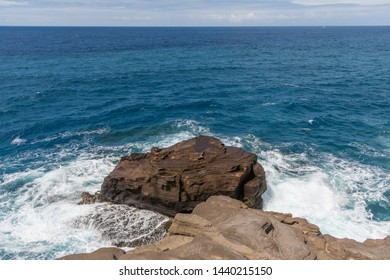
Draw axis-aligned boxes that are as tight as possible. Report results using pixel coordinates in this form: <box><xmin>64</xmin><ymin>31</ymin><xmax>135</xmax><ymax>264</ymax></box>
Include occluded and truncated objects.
<box><xmin>60</xmin><ymin>137</ymin><xmax>389</xmax><ymax>260</ymax></box>
<box><xmin>60</xmin><ymin>196</ymin><xmax>390</xmax><ymax>260</ymax></box>
<box><xmin>100</xmin><ymin>136</ymin><xmax>267</xmax><ymax>216</ymax></box>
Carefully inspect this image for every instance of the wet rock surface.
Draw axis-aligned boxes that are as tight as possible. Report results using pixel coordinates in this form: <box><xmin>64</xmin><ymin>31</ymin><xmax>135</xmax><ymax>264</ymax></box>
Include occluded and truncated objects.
<box><xmin>72</xmin><ymin>203</ymin><xmax>169</xmax><ymax>248</ymax></box>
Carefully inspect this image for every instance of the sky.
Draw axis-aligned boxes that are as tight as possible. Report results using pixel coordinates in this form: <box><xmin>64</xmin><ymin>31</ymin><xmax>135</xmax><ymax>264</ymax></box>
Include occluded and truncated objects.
<box><xmin>1</xmin><ymin>0</ymin><xmax>390</xmax><ymax>26</ymax></box>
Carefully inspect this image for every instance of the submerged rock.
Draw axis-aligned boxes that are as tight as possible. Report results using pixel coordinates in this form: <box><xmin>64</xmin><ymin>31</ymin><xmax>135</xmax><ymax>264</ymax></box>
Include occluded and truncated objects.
<box><xmin>100</xmin><ymin>136</ymin><xmax>267</xmax><ymax>216</ymax></box>
<box><xmin>72</xmin><ymin>203</ymin><xmax>169</xmax><ymax>248</ymax></box>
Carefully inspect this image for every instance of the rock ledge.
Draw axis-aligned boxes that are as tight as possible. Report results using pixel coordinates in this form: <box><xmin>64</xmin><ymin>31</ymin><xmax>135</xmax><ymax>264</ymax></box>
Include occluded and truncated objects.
<box><xmin>60</xmin><ymin>196</ymin><xmax>390</xmax><ymax>260</ymax></box>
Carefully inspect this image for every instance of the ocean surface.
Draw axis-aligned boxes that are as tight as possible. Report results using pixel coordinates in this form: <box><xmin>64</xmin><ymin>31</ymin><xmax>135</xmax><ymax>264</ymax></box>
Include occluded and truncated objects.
<box><xmin>0</xmin><ymin>26</ymin><xmax>389</xmax><ymax>260</ymax></box>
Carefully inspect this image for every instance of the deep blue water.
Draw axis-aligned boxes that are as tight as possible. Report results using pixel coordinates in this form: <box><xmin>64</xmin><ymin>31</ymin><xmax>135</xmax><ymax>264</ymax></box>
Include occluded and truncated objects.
<box><xmin>0</xmin><ymin>26</ymin><xmax>389</xmax><ymax>259</ymax></box>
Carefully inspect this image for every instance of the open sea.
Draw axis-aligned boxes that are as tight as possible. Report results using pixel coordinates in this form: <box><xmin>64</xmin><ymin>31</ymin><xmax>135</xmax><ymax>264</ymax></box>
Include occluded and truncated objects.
<box><xmin>0</xmin><ymin>26</ymin><xmax>389</xmax><ymax>259</ymax></box>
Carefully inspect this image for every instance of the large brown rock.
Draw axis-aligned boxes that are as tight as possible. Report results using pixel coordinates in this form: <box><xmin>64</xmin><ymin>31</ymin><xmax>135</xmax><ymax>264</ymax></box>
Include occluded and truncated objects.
<box><xmin>100</xmin><ymin>136</ymin><xmax>266</xmax><ymax>216</ymax></box>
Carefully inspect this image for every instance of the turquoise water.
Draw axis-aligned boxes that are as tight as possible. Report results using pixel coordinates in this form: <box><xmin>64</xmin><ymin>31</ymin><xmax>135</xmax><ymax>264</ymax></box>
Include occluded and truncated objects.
<box><xmin>0</xmin><ymin>26</ymin><xmax>389</xmax><ymax>259</ymax></box>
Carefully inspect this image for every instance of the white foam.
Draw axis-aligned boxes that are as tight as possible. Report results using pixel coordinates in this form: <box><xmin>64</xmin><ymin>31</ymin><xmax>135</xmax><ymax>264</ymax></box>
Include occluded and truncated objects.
<box><xmin>11</xmin><ymin>136</ymin><xmax>27</xmax><ymax>145</ymax></box>
<box><xmin>348</xmin><ymin>142</ymin><xmax>388</xmax><ymax>159</ymax></box>
<box><xmin>119</xmin><ymin>119</ymin><xmax>213</xmax><ymax>154</ymax></box>
<box><xmin>74</xmin><ymin>204</ymin><xmax>169</xmax><ymax>247</ymax></box>
<box><xmin>0</xmin><ymin>154</ymin><xmax>117</xmax><ymax>259</ymax></box>
<box><xmin>0</xmin><ymin>168</ymin><xmax>44</xmax><ymax>189</ymax></box>
<box><xmin>175</xmin><ymin>119</ymin><xmax>212</xmax><ymax>136</ymax></box>
<box><xmin>31</xmin><ymin>127</ymin><xmax>110</xmax><ymax>144</ymax></box>
<box><xmin>261</xmin><ymin>102</ymin><xmax>277</xmax><ymax>107</ymax></box>
<box><xmin>251</xmin><ymin>140</ymin><xmax>390</xmax><ymax>241</ymax></box>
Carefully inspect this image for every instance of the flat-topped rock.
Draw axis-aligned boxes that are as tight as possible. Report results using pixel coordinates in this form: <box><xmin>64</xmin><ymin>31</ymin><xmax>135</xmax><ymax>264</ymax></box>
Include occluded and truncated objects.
<box><xmin>100</xmin><ymin>136</ymin><xmax>267</xmax><ymax>216</ymax></box>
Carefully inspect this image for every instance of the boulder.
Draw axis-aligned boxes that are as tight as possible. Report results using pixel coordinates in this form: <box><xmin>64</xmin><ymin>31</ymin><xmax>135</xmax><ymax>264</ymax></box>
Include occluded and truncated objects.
<box><xmin>100</xmin><ymin>136</ymin><xmax>266</xmax><ymax>216</ymax></box>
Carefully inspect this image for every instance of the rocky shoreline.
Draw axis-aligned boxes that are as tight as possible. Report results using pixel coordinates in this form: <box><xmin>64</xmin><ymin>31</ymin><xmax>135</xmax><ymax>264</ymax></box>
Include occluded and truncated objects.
<box><xmin>60</xmin><ymin>136</ymin><xmax>390</xmax><ymax>260</ymax></box>
<box><xmin>61</xmin><ymin>196</ymin><xmax>390</xmax><ymax>260</ymax></box>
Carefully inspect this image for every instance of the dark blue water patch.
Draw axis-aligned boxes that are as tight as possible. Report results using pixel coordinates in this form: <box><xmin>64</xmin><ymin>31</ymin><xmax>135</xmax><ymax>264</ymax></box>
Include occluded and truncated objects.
<box><xmin>0</xmin><ymin>173</ymin><xmax>41</xmax><ymax>194</ymax></box>
<box><xmin>0</xmin><ymin>248</ymin><xmax>14</xmax><ymax>260</ymax></box>
<box><xmin>384</xmin><ymin>190</ymin><xmax>390</xmax><ymax>202</ymax></box>
<box><xmin>366</xmin><ymin>202</ymin><xmax>390</xmax><ymax>222</ymax></box>
<box><xmin>0</xmin><ymin>26</ymin><xmax>388</xmax><ymax>56</ymax></box>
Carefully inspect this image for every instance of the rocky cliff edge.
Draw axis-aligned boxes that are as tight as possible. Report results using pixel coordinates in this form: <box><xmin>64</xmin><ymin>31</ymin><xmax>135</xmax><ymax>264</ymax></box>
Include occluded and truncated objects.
<box><xmin>60</xmin><ymin>196</ymin><xmax>390</xmax><ymax>260</ymax></box>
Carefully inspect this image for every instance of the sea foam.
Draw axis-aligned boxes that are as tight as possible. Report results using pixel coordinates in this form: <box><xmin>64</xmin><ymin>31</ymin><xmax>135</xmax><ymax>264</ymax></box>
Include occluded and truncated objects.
<box><xmin>11</xmin><ymin>136</ymin><xmax>26</xmax><ymax>145</ymax></box>
<box><xmin>0</xmin><ymin>156</ymin><xmax>116</xmax><ymax>259</ymax></box>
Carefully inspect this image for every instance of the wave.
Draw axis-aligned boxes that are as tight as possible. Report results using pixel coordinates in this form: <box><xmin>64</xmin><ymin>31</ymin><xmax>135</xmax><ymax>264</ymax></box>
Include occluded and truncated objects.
<box><xmin>73</xmin><ymin>204</ymin><xmax>168</xmax><ymax>248</ymax></box>
<box><xmin>0</xmin><ymin>154</ymin><xmax>116</xmax><ymax>259</ymax></box>
<box><xmin>241</xmin><ymin>136</ymin><xmax>390</xmax><ymax>242</ymax></box>
<box><xmin>0</xmin><ymin>119</ymin><xmax>389</xmax><ymax>259</ymax></box>
<box><xmin>30</xmin><ymin>127</ymin><xmax>110</xmax><ymax>144</ymax></box>
<box><xmin>11</xmin><ymin>136</ymin><xmax>27</xmax><ymax>145</ymax></box>
<box><xmin>0</xmin><ymin>144</ymin><xmax>167</xmax><ymax>259</ymax></box>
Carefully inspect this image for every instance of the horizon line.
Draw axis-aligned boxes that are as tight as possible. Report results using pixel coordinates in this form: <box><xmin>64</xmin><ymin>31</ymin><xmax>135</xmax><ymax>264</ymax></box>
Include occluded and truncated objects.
<box><xmin>1</xmin><ymin>24</ymin><xmax>390</xmax><ymax>28</ymax></box>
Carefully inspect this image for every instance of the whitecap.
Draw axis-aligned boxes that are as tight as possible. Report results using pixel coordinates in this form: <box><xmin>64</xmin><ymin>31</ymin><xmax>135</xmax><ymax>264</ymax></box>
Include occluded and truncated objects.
<box><xmin>0</xmin><ymin>151</ymin><xmax>168</xmax><ymax>258</ymax></box>
<box><xmin>261</xmin><ymin>102</ymin><xmax>276</xmax><ymax>107</ymax></box>
<box><xmin>31</xmin><ymin>127</ymin><xmax>110</xmax><ymax>144</ymax></box>
<box><xmin>11</xmin><ymin>136</ymin><xmax>27</xmax><ymax>145</ymax></box>
<box><xmin>258</xmin><ymin>144</ymin><xmax>390</xmax><ymax>241</ymax></box>
<box><xmin>0</xmin><ymin>155</ymin><xmax>117</xmax><ymax>259</ymax></box>
<box><xmin>175</xmin><ymin>119</ymin><xmax>212</xmax><ymax>135</ymax></box>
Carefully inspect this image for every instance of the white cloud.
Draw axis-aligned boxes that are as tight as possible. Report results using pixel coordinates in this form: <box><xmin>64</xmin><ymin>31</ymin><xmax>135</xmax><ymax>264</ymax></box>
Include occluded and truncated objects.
<box><xmin>0</xmin><ymin>0</ymin><xmax>28</xmax><ymax>6</ymax></box>
<box><xmin>228</xmin><ymin>12</ymin><xmax>256</xmax><ymax>23</ymax></box>
<box><xmin>292</xmin><ymin>0</ymin><xmax>390</xmax><ymax>5</ymax></box>
<box><xmin>1</xmin><ymin>0</ymin><xmax>390</xmax><ymax>26</ymax></box>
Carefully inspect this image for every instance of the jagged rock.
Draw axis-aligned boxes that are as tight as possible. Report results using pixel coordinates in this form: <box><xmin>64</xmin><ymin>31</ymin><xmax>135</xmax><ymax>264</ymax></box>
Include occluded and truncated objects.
<box><xmin>322</xmin><ymin>235</ymin><xmax>390</xmax><ymax>260</ymax></box>
<box><xmin>100</xmin><ymin>136</ymin><xmax>267</xmax><ymax>216</ymax></box>
<box><xmin>123</xmin><ymin>196</ymin><xmax>390</xmax><ymax>260</ymax></box>
<box><xmin>78</xmin><ymin>191</ymin><xmax>103</xmax><ymax>205</ymax></box>
<box><xmin>60</xmin><ymin>196</ymin><xmax>390</xmax><ymax>260</ymax></box>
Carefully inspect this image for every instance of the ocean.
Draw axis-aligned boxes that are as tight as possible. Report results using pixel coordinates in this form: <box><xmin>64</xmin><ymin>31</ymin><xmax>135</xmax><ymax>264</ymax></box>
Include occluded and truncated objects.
<box><xmin>0</xmin><ymin>26</ymin><xmax>389</xmax><ymax>260</ymax></box>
